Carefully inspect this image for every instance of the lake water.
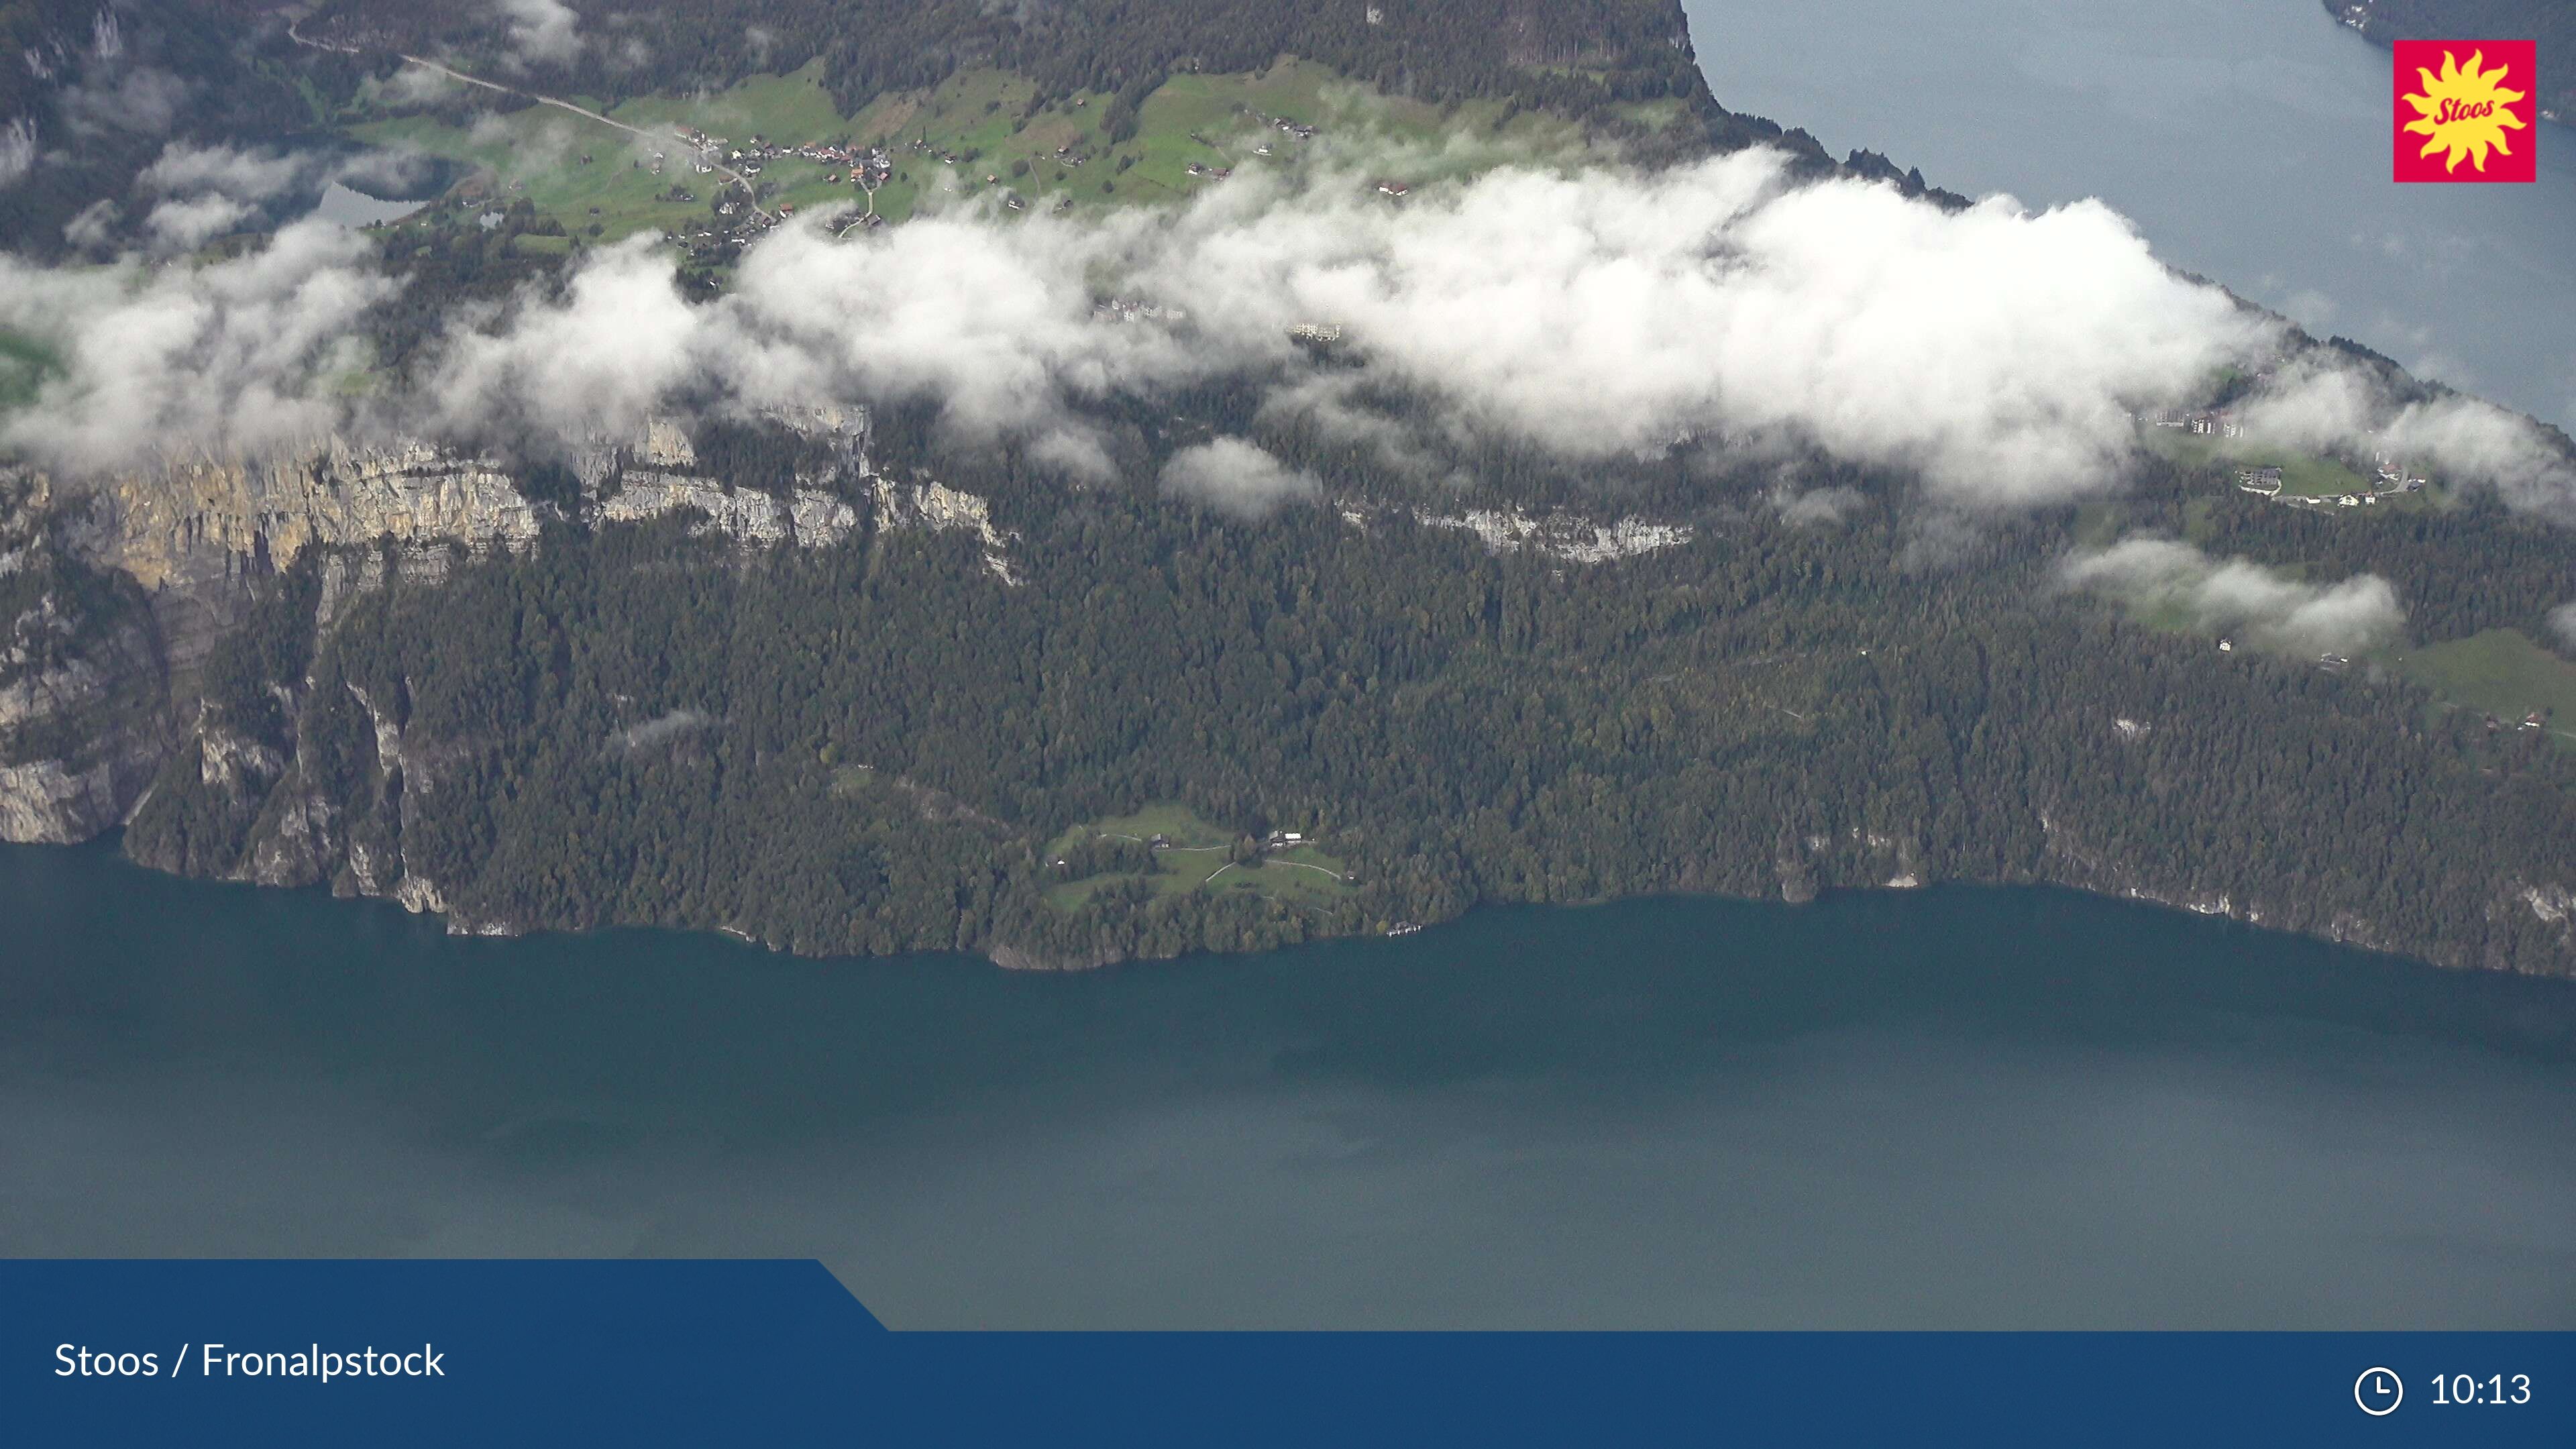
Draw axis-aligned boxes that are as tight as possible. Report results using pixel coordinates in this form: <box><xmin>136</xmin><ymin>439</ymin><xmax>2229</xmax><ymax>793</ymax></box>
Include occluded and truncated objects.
<box><xmin>1682</xmin><ymin>0</ymin><xmax>2576</xmax><ymax>431</ymax></box>
<box><xmin>5</xmin><ymin>838</ymin><xmax>2572</xmax><ymax>1328</ymax></box>
<box><xmin>307</xmin><ymin>181</ymin><xmax>426</xmax><ymax>229</ymax></box>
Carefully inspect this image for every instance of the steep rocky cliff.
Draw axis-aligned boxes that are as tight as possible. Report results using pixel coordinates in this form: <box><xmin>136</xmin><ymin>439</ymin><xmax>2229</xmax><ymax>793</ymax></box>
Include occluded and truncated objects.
<box><xmin>0</xmin><ymin>473</ymin><xmax>169</xmax><ymax>841</ymax></box>
<box><xmin>11</xmin><ymin>409</ymin><xmax>2576</xmax><ymax>977</ymax></box>
<box><xmin>0</xmin><ymin>407</ymin><xmax>1013</xmax><ymax>871</ymax></box>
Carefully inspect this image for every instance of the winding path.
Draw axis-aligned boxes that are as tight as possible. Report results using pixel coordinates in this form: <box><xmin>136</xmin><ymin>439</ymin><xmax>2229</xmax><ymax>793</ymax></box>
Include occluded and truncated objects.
<box><xmin>288</xmin><ymin>20</ymin><xmax>774</xmax><ymax>219</ymax></box>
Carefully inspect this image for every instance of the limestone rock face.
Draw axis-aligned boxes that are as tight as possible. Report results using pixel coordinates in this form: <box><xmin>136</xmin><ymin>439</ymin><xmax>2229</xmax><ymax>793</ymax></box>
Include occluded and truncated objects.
<box><xmin>83</xmin><ymin>437</ymin><xmax>544</xmax><ymax>595</ymax></box>
<box><xmin>0</xmin><ymin>405</ymin><xmax>1017</xmax><ymax>943</ymax></box>
<box><xmin>0</xmin><ymin>474</ymin><xmax>170</xmax><ymax>842</ymax></box>
<box><xmin>1412</xmin><ymin>506</ymin><xmax>1693</xmax><ymax>564</ymax></box>
<box><xmin>869</xmin><ymin>476</ymin><xmax>1019</xmax><ymax>582</ymax></box>
<box><xmin>73</xmin><ymin>413</ymin><xmax>875</xmax><ymax>602</ymax></box>
<box><xmin>597</xmin><ymin>477</ymin><xmax>857</xmax><ymax>547</ymax></box>
<box><xmin>0</xmin><ymin>747</ymin><xmax>145</xmax><ymax>843</ymax></box>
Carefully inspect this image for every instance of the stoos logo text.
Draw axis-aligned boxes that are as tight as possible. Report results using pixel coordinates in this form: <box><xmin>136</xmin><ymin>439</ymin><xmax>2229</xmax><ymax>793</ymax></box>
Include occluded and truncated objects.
<box><xmin>2393</xmin><ymin>39</ymin><xmax>2537</xmax><ymax>182</ymax></box>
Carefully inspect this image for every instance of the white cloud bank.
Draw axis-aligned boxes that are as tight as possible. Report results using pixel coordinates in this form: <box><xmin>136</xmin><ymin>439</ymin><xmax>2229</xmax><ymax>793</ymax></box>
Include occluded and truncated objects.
<box><xmin>0</xmin><ymin>220</ymin><xmax>393</xmax><ymax>471</ymax></box>
<box><xmin>430</xmin><ymin>235</ymin><xmax>702</xmax><ymax>444</ymax></box>
<box><xmin>4</xmin><ymin>144</ymin><xmax>2571</xmax><ymax>519</ymax></box>
<box><xmin>416</xmin><ymin>150</ymin><xmax>2274</xmax><ymax>505</ymax></box>
<box><xmin>2061</xmin><ymin>538</ymin><xmax>2406</xmax><ymax>655</ymax></box>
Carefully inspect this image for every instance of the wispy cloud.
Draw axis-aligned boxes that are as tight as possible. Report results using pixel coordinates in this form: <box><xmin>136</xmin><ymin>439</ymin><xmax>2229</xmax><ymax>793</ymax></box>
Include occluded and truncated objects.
<box><xmin>496</xmin><ymin>0</ymin><xmax>584</xmax><ymax>67</ymax></box>
<box><xmin>2235</xmin><ymin>352</ymin><xmax>2576</xmax><ymax>517</ymax></box>
<box><xmin>4</xmin><ymin>141</ymin><xmax>2568</xmax><ymax>530</ymax></box>
<box><xmin>2061</xmin><ymin>538</ymin><xmax>2405</xmax><ymax>655</ymax></box>
<box><xmin>0</xmin><ymin>117</ymin><xmax>36</xmax><ymax>189</ymax></box>
<box><xmin>1161</xmin><ymin>438</ymin><xmax>1323</xmax><ymax>518</ymax></box>
<box><xmin>2545</xmin><ymin>602</ymin><xmax>2576</xmax><ymax>654</ymax></box>
<box><xmin>0</xmin><ymin>220</ymin><xmax>394</xmax><ymax>470</ymax></box>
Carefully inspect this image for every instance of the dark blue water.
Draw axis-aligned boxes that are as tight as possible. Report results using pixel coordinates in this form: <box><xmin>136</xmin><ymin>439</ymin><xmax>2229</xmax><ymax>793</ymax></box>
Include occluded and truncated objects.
<box><xmin>4</xmin><ymin>839</ymin><xmax>2571</xmax><ymax>1327</ymax></box>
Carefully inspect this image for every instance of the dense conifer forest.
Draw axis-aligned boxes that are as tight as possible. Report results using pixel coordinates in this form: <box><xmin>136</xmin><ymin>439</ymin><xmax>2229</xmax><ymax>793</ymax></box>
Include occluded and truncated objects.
<box><xmin>9</xmin><ymin>0</ymin><xmax>2576</xmax><ymax>974</ymax></box>
<box><xmin>109</xmin><ymin>408</ymin><xmax>2576</xmax><ymax>974</ymax></box>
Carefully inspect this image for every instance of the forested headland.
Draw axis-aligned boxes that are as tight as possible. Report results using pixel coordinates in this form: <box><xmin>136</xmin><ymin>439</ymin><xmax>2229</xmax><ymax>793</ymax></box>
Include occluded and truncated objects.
<box><xmin>92</xmin><ymin>408</ymin><xmax>2576</xmax><ymax>977</ymax></box>
<box><xmin>5</xmin><ymin>0</ymin><xmax>2576</xmax><ymax>977</ymax></box>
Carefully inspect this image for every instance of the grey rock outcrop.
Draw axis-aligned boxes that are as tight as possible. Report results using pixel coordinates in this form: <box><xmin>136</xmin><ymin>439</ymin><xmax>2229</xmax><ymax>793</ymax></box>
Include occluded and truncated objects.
<box><xmin>0</xmin><ymin>411</ymin><xmax>905</xmax><ymax>849</ymax></box>
<box><xmin>0</xmin><ymin>473</ymin><xmax>170</xmax><ymax>841</ymax></box>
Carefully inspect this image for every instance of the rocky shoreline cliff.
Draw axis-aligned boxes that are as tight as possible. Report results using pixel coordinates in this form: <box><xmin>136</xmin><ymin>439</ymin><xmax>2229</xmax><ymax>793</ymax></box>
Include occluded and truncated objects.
<box><xmin>0</xmin><ymin>408</ymin><xmax>1007</xmax><ymax>868</ymax></box>
<box><xmin>9</xmin><ymin>411</ymin><xmax>2576</xmax><ymax>978</ymax></box>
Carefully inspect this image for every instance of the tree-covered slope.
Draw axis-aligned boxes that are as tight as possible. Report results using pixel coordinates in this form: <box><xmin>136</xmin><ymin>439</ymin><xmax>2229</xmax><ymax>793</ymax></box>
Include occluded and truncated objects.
<box><xmin>94</xmin><ymin>424</ymin><xmax>2576</xmax><ymax>977</ymax></box>
<box><xmin>5</xmin><ymin>0</ymin><xmax>2575</xmax><ymax>979</ymax></box>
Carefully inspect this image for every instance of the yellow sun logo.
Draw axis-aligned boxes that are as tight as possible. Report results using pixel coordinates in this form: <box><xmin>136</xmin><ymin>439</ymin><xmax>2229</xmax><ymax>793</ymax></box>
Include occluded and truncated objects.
<box><xmin>2400</xmin><ymin>48</ymin><xmax>2529</xmax><ymax>172</ymax></box>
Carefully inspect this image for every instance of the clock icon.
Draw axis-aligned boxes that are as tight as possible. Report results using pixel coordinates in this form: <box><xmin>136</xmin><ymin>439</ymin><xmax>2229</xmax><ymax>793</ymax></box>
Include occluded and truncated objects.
<box><xmin>2355</xmin><ymin>1366</ymin><xmax>2404</xmax><ymax>1416</ymax></box>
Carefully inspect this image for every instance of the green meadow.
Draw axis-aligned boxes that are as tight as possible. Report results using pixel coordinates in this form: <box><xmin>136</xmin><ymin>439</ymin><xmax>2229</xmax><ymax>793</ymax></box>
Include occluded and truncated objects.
<box><xmin>1042</xmin><ymin>802</ymin><xmax>1354</xmax><ymax>914</ymax></box>
<box><xmin>2390</xmin><ymin>629</ymin><xmax>2576</xmax><ymax>742</ymax></box>
<box><xmin>340</xmin><ymin>54</ymin><xmax>1603</xmax><ymax>247</ymax></box>
<box><xmin>2144</xmin><ymin>429</ymin><xmax>2376</xmax><ymax>499</ymax></box>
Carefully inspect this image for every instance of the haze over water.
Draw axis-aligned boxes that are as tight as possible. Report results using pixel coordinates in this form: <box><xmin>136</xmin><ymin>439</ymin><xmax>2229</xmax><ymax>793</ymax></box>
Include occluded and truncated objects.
<box><xmin>5</xmin><ymin>840</ymin><xmax>2573</xmax><ymax>1328</ymax></box>
<box><xmin>1683</xmin><ymin>0</ymin><xmax>2576</xmax><ymax>431</ymax></box>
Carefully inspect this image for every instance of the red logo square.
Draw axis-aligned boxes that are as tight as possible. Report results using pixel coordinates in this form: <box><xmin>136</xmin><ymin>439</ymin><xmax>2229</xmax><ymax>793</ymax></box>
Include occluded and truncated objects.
<box><xmin>2394</xmin><ymin>39</ymin><xmax>2538</xmax><ymax>182</ymax></box>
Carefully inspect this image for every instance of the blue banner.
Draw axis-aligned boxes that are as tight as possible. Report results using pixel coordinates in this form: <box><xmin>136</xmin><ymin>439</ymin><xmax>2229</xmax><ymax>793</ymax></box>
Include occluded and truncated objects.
<box><xmin>4</xmin><ymin>1260</ymin><xmax>2567</xmax><ymax>1444</ymax></box>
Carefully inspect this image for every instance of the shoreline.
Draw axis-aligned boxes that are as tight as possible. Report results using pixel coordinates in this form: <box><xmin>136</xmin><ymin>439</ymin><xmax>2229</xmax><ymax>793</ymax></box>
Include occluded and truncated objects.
<box><xmin>19</xmin><ymin>829</ymin><xmax>2570</xmax><ymax>987</ymax></box>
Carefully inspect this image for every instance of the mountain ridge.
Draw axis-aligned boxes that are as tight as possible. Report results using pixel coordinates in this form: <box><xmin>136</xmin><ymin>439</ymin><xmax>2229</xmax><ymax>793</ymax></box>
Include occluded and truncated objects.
<box><xmin>5</xmin><ymin>3</ymin><xmax>2576</xmax><ymax>975</ymax></box>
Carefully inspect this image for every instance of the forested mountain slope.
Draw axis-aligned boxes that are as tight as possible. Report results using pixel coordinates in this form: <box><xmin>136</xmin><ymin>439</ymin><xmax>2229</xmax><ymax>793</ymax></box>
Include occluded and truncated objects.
<box><xmin>4</xmin><ymin>1</ymin><xmax>2576</xmax><ymax>976</ymax></box>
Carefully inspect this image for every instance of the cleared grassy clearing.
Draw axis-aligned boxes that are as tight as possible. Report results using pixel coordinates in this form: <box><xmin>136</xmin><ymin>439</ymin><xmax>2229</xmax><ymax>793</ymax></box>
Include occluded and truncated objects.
<box><xmin>340</xmin><ymin>54</ymin><xmax>1603</xmax><ymax>247</ymax></box>
<box><xmin>350</xmin><ymin>101</ymin><xmax>692</xmax><ymax>245</ymax></box>
<box><xmin>2390</xmin><ymin>629</ymin><xmax>2576</xmax><ymax>741</ymax></box>
<box><xmin>1042</xmin><ymin>802</ymin><xmax>1353</xmax><ymax>912</ymax></box>
<box><xmin>2144</xmin><ymin>429</ymin><xmax>2375</xmax><ymax>498</ymax></box>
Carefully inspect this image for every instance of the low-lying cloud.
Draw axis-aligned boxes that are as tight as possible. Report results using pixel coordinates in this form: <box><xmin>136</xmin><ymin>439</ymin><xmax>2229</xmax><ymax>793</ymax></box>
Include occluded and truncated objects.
<box><xmin>3</xmin><ymin>142</ymin><xmax>2571</xmax><ymax>525</ymax></box>
<box><xmin>416</xmin><ymin>149</ymin><xmax>2275</xmax><ymax>506</ymax></box>
<box><xmin>140</xmin><ymin>142</ymin><xmax>315</xmax><ymax>203</ymax></box>
<box><xmin>140</xmin><ymin>193</ymin><xmax>258</xmax><ymax>251</ymax></box>
<box><xmin>1161</xmin><ymin>438</ymin><xmax>1323</xmax><ymax>519</ymax></box>
<box><xmin>498</xmin><ymin>0</ymin><xmax>585</xmax><ymax>67</ymax></box>
<box><xmin>428</xmin><ymin>235</ymin><xmax>704</xmax><ymax>445</ymax></box>
<box><xmin>56</xmin><ymin>140</ymin><xmax>441</xmax><ymax>255</ymax></box>
<box><xmin>1775</xmin><ymin>485</ymin><xmax>1866</xmax><ymax>527</ymax></box>
<box><xmin>58</xmin><ymin>64</ymin><xmax>189</xmax><ymax>137</ymax></box>
<box><xmin>610</xmin><ymin>708</ymin><xmax>714</xmax><ymax>752</ymax></box>
<box><xmin>2544</xmin><ymin>602</ymin><xmax>2576</xmax><ymax>655</ymax></box>
<box><xmin>2061</xmin><ymin>538</ymin><xmax>2405</xmax><ymax>655</ymax></box>
<box><xmin>0</xmin><ymin>220</ymin><xmax>392</xmax><ymax>471</ymax></box>
<box><xmin>2235</xmin><ymin>352</ymin><xmax>2576</xmax><ymax>517</ymax></box>
<box><xmin>135</xmin><ymin>142</ymin><xmax>299</xmax><ymax>250</ymax></box>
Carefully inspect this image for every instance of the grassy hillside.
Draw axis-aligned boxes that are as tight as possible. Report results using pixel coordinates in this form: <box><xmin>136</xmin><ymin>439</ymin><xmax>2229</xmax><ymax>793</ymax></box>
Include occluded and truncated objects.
<box><xmin>301</xmin><ymin>0</ymin><xmax>1713</xmax><ymax>133</ymax></box>
<box><xmin>2392</xmin><ymin>629</ymin><xmax>2576</xmax><ymax>741</ymax></box>
<box><xmin>2143</xmin><ymin>430</ymin><xmax>2375</xmax><ymax>499</ymax></box>
<box><xmin>1042</xmin><ymin>803</ymin><xmax>1355</xmax><ymax>915</ymax></box>
<box><xmin>345</xmin><ymin>55</ymin><xmax>1614</xmax><ymax>247</ymax></box>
